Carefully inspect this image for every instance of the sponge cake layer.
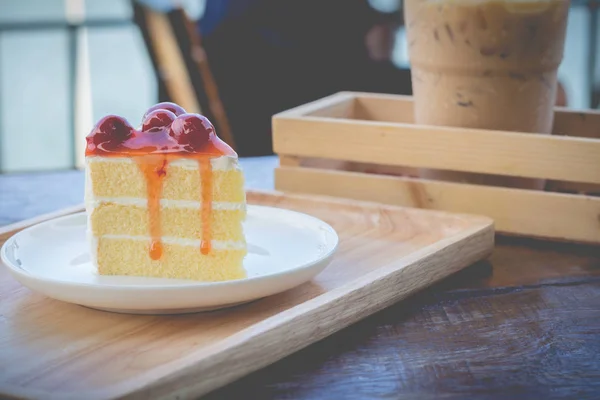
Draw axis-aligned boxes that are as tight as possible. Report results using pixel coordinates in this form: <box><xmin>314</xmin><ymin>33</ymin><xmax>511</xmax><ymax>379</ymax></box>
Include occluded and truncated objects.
<box><xmin>96</xmin><ymin>236</ymin><xmax>246</xmax><ymax>281</ymax></box>
<box><xmin>89</xmin><ymin>203</ymin><xmax>245</xmax><ymax>241</ymax></box>
<box><xmin>86</xmin><ymin>156</ymin><xmax>245</xmax><ymax>202</ymax></box>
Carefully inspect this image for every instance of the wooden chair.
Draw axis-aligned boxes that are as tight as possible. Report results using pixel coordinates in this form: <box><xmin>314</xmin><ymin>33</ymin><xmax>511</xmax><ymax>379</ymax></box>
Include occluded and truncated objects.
<box><xmin>131</xmin><ymin>1</ymin><xmax>236</xmax><ymax>150</ymax></box>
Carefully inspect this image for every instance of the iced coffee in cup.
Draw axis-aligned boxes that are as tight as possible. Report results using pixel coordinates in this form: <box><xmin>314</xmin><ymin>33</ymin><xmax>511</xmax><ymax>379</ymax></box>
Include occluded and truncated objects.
<box><xmin>404</xmin><ymin>0</ymin><xmax>570</xmax><ymax>188</ymax></box>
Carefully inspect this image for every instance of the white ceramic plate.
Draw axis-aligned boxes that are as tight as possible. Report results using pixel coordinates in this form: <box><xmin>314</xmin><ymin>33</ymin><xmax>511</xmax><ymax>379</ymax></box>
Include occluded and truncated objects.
<box><xmin>1</xmin><ymin>205</ymin><xmax>338</xmax><ymax>314</ymax></box>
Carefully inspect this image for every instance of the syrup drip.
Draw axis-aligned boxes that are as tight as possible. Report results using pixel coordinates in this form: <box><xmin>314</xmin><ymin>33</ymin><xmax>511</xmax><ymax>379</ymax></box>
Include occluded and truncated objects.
<box><xmin>136</xmin><ymin>155</ymin><xmax>168</xmax><ymax>260</ymax></box>
<box><xmin>199</xmin><ymin>157</ymin><xmax>213</xmax><ymax>255</ymax></box>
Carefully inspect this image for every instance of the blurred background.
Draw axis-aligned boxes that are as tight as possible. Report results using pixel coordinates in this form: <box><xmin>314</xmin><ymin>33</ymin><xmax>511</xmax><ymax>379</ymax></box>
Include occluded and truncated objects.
<box><xmin>0</xmin><ymin>0</ymin><xmax>598</xmax><ymax>173</ymax></box>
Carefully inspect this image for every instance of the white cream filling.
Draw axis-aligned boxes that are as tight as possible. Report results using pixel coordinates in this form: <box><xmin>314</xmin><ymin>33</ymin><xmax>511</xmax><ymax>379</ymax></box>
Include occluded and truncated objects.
<box><xmin>86</xmin><ymin>197</ymin><xmax>245</xmax><ymax>210</ymax></box>
<box><xmin>90</xmin><ymin>233</ymin><xmax>246</xmax><ymax>250</ymax></box>
<box><xmin>85</xmin><ymin>155</ymin><xmax>240</xmax><ymax>171</ymax></box>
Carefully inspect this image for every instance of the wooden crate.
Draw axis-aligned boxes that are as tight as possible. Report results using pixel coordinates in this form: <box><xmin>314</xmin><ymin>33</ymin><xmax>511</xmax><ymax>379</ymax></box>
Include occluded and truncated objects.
<box><xmin>272</xmin><ymin>91</ymin><xmax>600</xmax><ymax>245</ymax></box>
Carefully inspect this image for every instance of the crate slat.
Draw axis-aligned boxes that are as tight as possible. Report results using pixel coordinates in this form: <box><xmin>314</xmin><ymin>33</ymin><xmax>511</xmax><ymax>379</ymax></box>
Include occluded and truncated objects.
<box><xmin>338</xmin><ymin>92</ymin><xmax>600</xmax><ymax>139</ymax></box>
<box><xmin>276</xmin><ymin>91</ymin><xmax>356</xmax><ymax>118</ymax></box>
<box><xmin>275</xmin><ymin>166</ymin><xmax>600</xmax><ymax>244</ymax></box>
<box><xmin>273</xmin><ymin>116</ymin><xmax>600</xmax><ymax>184</ymax></box>
<box><xmin>552</xmin><ymin>107</ymin><xmax>600</xmax><ymax>139</ymax></box>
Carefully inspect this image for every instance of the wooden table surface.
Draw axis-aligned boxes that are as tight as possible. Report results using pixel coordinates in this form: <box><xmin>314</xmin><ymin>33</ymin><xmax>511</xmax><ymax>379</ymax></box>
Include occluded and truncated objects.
<box><xmin>1</xmin><ymin>156</ymin><xmax>599</xmax><ymax>399</ymax></box>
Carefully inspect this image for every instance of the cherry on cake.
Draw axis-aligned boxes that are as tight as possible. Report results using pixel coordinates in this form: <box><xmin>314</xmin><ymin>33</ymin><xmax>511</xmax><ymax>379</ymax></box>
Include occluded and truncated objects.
<box><xmin>84</xmin><ymin>103</ymin><xmax>246</xmax><ymax>281</ymax></box>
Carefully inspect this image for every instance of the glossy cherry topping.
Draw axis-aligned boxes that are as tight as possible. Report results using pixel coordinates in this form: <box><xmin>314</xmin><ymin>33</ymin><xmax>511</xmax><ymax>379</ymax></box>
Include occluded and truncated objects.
<box><xmin>86</xmin><ymin>115</ymin><xmax>134</xmax><ymax>152</ymax></box>
<box><xmin>143</xmin><ymin>102</ymin><xmax>186</xmax><ymax>119</ymax></box>
<box><xmin>85</xmin><ymin>106</ymin><xmax>235</xmax><ymax>157</ymax></box>
<box><xmin>169</xmin><ymin>113</ymin><xmax>215</xmax><ymax>151</ymax></box>
<box><xmin>142</xmin><ymin>109</ymin><xmax>177</xmax><ymax>132</ymax></box>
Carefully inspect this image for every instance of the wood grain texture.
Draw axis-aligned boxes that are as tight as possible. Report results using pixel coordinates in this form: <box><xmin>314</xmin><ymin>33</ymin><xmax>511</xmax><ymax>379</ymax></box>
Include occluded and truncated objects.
<box><xmin>349</xmin><ymin>94</ymin><xmax>600</xmax><ymax>195</ymax></box>
<box><xmin>273</xmin><ymin>92</ymin><xmax>600</xmax><ymax>185</ymax></box>
<box><xmin>204</xmin><ymin>235</ymin><xmax>600</xmax><ymax>400</ymax></box>
<box><xmin>273</xmin><ymin>114</ymin><xmax>600</xmax><ymax>184</ymax></box>
<box><xmin>275</xmin><ymin>166</ymin><xmax>600</xmax><ymax>244</ymax></box>
<box><xmin>274</xmin><ymin>91</ymin><xmax>356</xmax><ymax>119</ymax></box>
<box><xmin>0</xmin><ymin>190</ymin><xmax>493</xmax><ymax>400</ymax></box>
<box><xmin>272</xmin><ymin>91</ymin><xmax>600</xmax><ymax>244</ymax></box>
<box><xmin>348</xmin><ymin>92</ymin><xmax>600</xmax><ymax>140</ymax></box>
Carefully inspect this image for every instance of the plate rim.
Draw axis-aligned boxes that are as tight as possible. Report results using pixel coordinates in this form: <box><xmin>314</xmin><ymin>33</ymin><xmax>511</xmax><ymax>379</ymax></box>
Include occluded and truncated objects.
<box><xmin>0</xmin><ymin>204</ymin><xmax>339</xmax><ymax>290</ymax></box>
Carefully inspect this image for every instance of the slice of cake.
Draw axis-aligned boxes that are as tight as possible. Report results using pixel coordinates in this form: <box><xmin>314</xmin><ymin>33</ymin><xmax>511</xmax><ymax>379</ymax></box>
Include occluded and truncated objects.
<box><xmin>84</xmin><ymin>102</ymin><xmax>247</xmax><ymax>281</ymax></box>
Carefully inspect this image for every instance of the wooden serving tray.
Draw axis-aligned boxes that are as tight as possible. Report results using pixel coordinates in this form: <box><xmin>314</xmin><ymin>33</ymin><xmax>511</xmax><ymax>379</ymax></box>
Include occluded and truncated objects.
<box><xmin>272</xmin><ymin>91</ymin><xmax>600</xmax><ymax>244</ymax></box>
<box><xmin>0</xmin><ymin>190</ymin><xmax>493</xmax><ymax>399</ymax></box>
